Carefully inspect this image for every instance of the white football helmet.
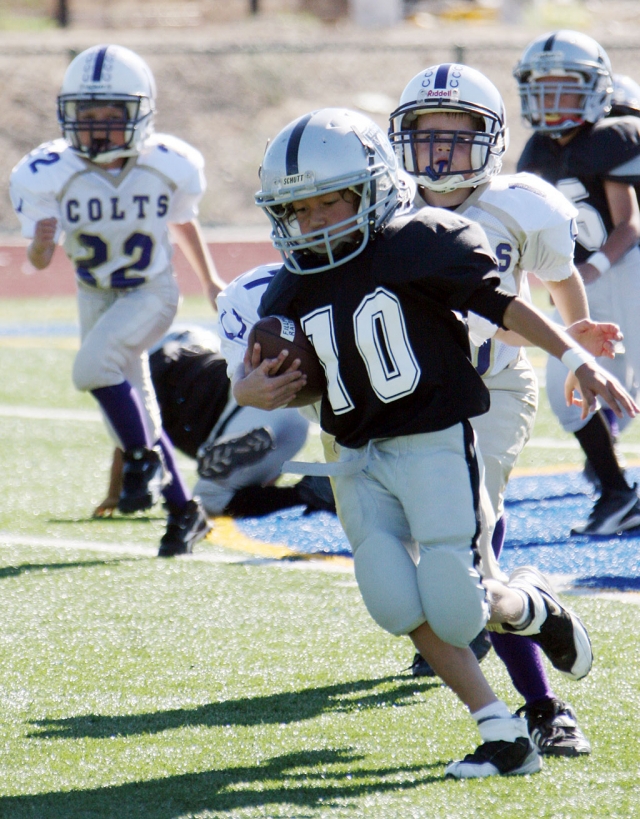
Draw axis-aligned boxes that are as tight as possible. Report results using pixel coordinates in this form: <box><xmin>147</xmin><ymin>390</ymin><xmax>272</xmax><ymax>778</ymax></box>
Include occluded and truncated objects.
<box><xmin>255</xmin><ymin>108</ymin><xmax>412</xmax><ymax>273</ymax></box>
<box><xmin>513</xmin><ymin>30</ymin><xmax>613</xmax><ymax>137</ymax></box>
<box><xmin>57</xmin><ymin>44</ymin><xmax>156</xmax><ymax>163</ymax></box>
<box><xmin>611</xmin><ymin>74</ymin><xmax>640</xmax><ymax>118</ymax></box>
<box><xmin>388</xmin><ymin>64</ymin><xmax>509</xmax><ymax>193</ymax></box>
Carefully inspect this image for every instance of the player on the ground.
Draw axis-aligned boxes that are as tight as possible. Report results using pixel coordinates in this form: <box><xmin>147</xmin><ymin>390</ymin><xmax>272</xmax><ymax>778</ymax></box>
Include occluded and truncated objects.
<box><xmin>10</xmin><ymin>44</ymin><xmax>224</xmax><ymax>556</ymax></box>
<box><xmin>387</xmin><ymin>63</ymin><xmax>617</xmax><ymax>756</ymax></box>
<box><xmin>514</xmin><ymin>30</ymin><xmax>640</xmax><ymax>536</ymax></box>
<box><xmin>93</xmin><ymin>323</ymin><xmax>334</xmax><ymax>519</ymax></box>
<box><xmin>246</xmin><ymin>107</ymin><xmax>638</xmax><ymax>778</ymax></box>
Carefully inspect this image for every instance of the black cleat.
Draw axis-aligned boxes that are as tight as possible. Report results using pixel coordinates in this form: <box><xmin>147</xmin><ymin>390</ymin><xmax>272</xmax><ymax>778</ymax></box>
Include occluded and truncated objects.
<box><xmin>445</xmin><ymin>716</ymin><xmax>541</xmax><ymax>779</ymax></box>
<box><xmin>507</xmin><ymin>566</ymin><xmax>593</xmax><ymax>681</ymax></box>
<box><xmin>410</xmin><ymin>629</ymin><xmax>492</xmax><ymax>678</ymax></box>
<box><xmin>158</xmin><ymin>498</ymin><xmax>210</xmax><ymax>557</ymax></box>
<box><xmin>118</xmin><ymin>447</ymin><xmax>166</xmax><ymax>514</ymax></box>
<box><xmin>571</xmin><ymin>484</ymin><xmax>640</xmax><ymax>536</ymax></box>
<box><xmin>517</xmin><ymin>698</ymin><xmax>591</xmax><ymax>757</ymax></box>
<box><xmin>197</xmin><ymin>427</ymin><xmax>275</xmax><ymax>480</ymax></box>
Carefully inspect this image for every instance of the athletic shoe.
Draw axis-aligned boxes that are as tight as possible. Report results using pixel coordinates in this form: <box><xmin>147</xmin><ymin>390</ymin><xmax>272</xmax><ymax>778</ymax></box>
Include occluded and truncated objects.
<box><xmin>516</xmin><ymin>698</ymin><xmax>591</xmax><ymax>757</ymax></box>
<box><xmin>158</xmin><ymin>498</ymin><xmax>210</xmax><ymax>557</ymax></box>
<box><xmin>571</xmin><ymin>484</ymin><xmax>640</xmax><ymax>536</ymax></box>
<box><xmin>196</xmin><ymin>427</ymin><xmax>275</xmax><ymax>480</ymax></box>
<box><xmin>410</xmin><ymin>629</ymin><xmax>492</xmax><ymax>678</ymax></box>
<box><xmin>445</xmin><ymin>716</ymin><xmax>541</xmax><ymax>779</ymax></box>
<box><xmin>118</xmin><ymin>447</ymin><xmax>166</xmax><ymax>514</ymax></box>
<box><xmin>296</xmin><ymin>475</ymin><xmax>337</xmax><ymax>515</ymax></box>
<box><xmin>506</xmin><ymin>566</ymin><xmax>593</xmax><ymax>681</ymax></box>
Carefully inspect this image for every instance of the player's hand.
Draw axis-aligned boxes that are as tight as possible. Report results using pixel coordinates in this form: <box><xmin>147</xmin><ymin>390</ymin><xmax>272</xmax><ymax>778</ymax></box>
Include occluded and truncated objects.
<box><xmin>92</xmin><ymin>494</ymin><xmax>119</xmax><ymax>518</ymax></box>
<box><xmin>565</xmin><ymin>362</ymin><xmax>639</xmax><ymax>420</ymax></box>
<box><xmin>566</xmin><ymin>318</ymin><xmax>623</xmax><ymax>359</ymax></box>
<box><xmin>577</xmin><ymin>261</ymin><xmax>601</xmax><ymax>286</ymax></box>
<box><xmin>233</xmin><ymin>343</ymin><xmax>307</xmax><ymax>410</ymax></box>
<box><xmin>33</xmin><ymin>217</ymin><xmax>57</xmax><ymax>247</ymax></box>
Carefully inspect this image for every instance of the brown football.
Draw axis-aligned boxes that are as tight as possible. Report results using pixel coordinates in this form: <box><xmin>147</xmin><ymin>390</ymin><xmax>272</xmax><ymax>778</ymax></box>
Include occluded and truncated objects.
<box><xmin>247</xmin><ymin>315</ymin><xmax>326</xmax><ymax>407</ymax></box>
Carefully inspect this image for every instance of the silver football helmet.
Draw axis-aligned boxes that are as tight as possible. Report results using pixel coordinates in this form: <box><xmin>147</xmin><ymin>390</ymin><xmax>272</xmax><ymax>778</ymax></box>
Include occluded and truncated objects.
<box><xmin>611</xmin><ymin>74</ymin><xmax>640</xmax><ymax>118</ymax></box>
<box><xmin>58</xmin><ymin>44</ymin><xmax>156</xmax><ymax>163</ymax></box>
<box><xmin>388</xmin><ymin>63</ymin><xmax>509</xmax><ymax>193</ymax></box>
<box><xmin>514</xmin><ymin>30</ymin><xmax>613</xmax><ymax>137</ymax></box>
<box><xmin>255</xmin><ymin>107</ymin><xmax>412</xmax><ymax>274</ymax></box>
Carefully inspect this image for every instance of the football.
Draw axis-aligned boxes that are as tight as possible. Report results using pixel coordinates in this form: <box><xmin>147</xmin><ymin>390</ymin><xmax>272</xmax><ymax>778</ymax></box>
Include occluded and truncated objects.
<box><xmin>247</xmin><ymin>315</ymin><xmax>326</xmax><ymax>407</ymax></box>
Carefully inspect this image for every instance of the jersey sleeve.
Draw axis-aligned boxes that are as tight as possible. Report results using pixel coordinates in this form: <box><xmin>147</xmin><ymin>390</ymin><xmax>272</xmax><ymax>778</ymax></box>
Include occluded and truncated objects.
<box><xmin>144</xmin><ymin>134</ymin><xmax>207</xmax><ymax>224</ymax></box>
<box><xmin>9</xmin><ymin>143</ymin><xmax>65</xmax><ymax>240</ymax></box>
<box><xmin>216</xmin><ymin>265</ymin><xmax>281</xmax><ymax>378</ymax></box>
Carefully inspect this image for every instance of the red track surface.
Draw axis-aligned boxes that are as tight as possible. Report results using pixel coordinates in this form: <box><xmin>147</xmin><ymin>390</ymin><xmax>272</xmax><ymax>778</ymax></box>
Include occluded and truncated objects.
<box><xmin>0</xmin><ymin>240</ymin><xmax>281</xmax><ymax>298</ymax></box>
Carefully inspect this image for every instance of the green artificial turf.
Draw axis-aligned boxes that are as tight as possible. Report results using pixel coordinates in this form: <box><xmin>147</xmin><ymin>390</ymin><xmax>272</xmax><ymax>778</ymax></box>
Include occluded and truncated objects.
<box><xmin>0</xmin><ymin>297</ymin><xmax>638</xmax><ymax>818</ymax></box>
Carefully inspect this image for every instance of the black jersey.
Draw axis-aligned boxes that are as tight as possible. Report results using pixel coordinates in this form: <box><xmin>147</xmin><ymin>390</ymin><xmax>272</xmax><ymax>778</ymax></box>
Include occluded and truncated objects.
<box><xmin>259</xmin><ymin>208</ymin><xmax>514</xmax><ymax>449</ymax></box>
<box><xmin>517</xmin><ymin>116</ymin><xmax>640</xmax><ymax>264</ymax></box>
<box><xmin>150</xmin><ymin>336</ymin><xmax>230</xmax><ymax>458</ymax></box>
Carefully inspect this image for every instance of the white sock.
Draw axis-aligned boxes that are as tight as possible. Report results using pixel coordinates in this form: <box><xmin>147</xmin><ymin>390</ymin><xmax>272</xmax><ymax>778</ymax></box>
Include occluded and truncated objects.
<box><xmin>473</xmin><ymin>701</ymin><xmax>527</xmax><ymax>744</ymax></box>
<box><xmin>472</xmin><ymin>700</ymin><xmax>512</xmax><ymax>725</ymax></box>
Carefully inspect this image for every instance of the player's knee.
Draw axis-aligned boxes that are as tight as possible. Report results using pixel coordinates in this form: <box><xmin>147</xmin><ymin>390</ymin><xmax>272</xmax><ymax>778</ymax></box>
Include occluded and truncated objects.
<box><xmin>354</xmin><ymin>534</ymin><xmax>425</xmax><ymax>636</ymax></box>
<box><xmin>417</xmin><ymin>548</ymin><xmax>489</xmax><ymax>647</ymax></box>
<box><xmin>73</xmin><ymin>346</ymin><xmax>123</xmax><ymax>391</ymax></box>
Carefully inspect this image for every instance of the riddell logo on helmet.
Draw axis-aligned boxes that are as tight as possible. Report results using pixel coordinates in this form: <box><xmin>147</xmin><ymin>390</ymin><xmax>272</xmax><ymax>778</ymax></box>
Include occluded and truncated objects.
<box><xmin>425</xmin><ymin>89</ymin><xmax>460</xmax><ymax>98</ymax></box>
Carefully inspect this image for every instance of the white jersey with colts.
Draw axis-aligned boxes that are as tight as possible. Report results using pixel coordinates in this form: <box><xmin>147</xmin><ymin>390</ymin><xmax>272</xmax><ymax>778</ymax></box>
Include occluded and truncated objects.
<box><xmin>10</xmin><ymin>132</ymin><xmax>204</xmax><ymax>289</ymax></box>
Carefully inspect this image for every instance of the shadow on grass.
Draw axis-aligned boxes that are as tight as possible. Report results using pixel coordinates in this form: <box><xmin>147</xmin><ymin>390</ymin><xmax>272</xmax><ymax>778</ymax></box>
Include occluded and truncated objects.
<box><xmin>0</xmin><ymin>559</ymin><xmax>129</xmax><ymax>579</ymax></box>
<box><xmin>47</xmin><ymin>516</ymin><xmax>162</xmax><ymax>524</ymax></box>
<box><xmin>0</xmin><ymin>748</ymin><xmax>444</xmax><ymax>818</ymax></box>
<box><xmin>29</xmin><ymin>675</ymin><xmax>438</xmax><ymax>740</ymax></box>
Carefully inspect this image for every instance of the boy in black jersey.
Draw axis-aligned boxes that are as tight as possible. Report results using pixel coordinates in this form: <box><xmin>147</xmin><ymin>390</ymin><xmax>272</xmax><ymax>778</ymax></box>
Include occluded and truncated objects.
<box><xmin>515</xmin><ymin>30</ymin><xmax>640</xmax><ymax>535</ymax></box>
<box><xmin>248</xmin><ymin>107</ymin><xmax>638</xmax><ymax>778</ymax></box>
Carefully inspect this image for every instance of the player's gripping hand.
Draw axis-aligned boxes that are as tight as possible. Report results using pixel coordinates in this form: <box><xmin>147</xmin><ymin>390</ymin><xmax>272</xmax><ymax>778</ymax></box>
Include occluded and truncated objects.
<box><xmin>566</xmin><ymin>318</ymin><xmax>623</xmax><ymax>359</ymax></box>
<box><xmin>565</xmin><ymin>361</ymin><xmax>639</xmax><ymax>421</ymax></box>
<box><xmin>232</xmin><ymin>342</ymin><xmax>307</xmax><ymax>410</ymax></box>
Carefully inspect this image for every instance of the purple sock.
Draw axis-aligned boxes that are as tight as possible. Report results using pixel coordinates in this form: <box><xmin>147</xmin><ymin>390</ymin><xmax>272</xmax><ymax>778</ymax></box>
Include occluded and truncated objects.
<box><xmin>602</xmin><ymin>407</ymin><xmax>620</xmax><ymax>440</ymax></box>
<box><xmin>158</xmin><ymin>430</ymin><xmax>191</xmax><ymax>512</ymax></box>
<box><xmin>92</xmin><ymin>382</ymin><xmax>150</xmax><ymax>451</ymax></box>
<box><xmin>491</xmin><ymin>514</ymin><xmax>507</xmax><ymax>559</ymax></box>
<box><xmin>490</xmin><ymin>513</ymin><xmax>556</xmax><ymax>704</ymax></box>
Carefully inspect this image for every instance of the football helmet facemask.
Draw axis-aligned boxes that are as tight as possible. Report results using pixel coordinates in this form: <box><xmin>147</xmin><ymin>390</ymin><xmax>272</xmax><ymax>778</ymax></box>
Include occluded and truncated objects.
<box><xmin>388</xmin><ymin>63</ymin><xmax>508</xmax><ymax>193</ymax></box>
<box><xmin>513</xmin><ymin>30</ymin><xmax>613</xmax><ymax>138</ymax></box>
<box><xmin>58</xmin><ymin>44</ymin><xmax>156</xmax><ymax>163</ymax></box>
<box><xmin>255</xmin><ymin>108</ymin><xmax>413</xmax><ymax>274</ymax></box>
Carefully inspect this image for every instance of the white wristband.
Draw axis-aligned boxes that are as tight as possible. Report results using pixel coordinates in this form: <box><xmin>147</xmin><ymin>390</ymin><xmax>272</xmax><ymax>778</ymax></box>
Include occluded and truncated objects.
<box><xmin>562</xmin><ymin>347</ymin><xmax>595</xmax><ymax>374</ymax></box>
<box><xmin>586</xmin><ymin>251</ymin><xmax>611</xmax><ymax>275</ymax></box>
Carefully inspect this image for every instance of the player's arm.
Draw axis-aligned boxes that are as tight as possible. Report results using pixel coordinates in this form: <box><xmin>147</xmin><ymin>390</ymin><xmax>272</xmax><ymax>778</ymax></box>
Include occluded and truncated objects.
<box><xmin>494</xmin><ymin>318</ymin><xmax>621</xmax><ymax>359</ymax></box>
<box><xmin>502</xmin><ymin>297</ymin><xmax>638</xmax><ymax>420</ymax></box>
<box><xmin>579</xmin><ymin>180</ymin><xmax>640</xmax><ymax>285</ymax></box>
<box><xmin>28</xmin><ymin>217</ymin><xmax>58</xmax><ymax>269</ymax></box>
<box><xmin>169</xmin><ymin>219</ymin><xmax>225</xmax><ymax>308</ymax></box>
